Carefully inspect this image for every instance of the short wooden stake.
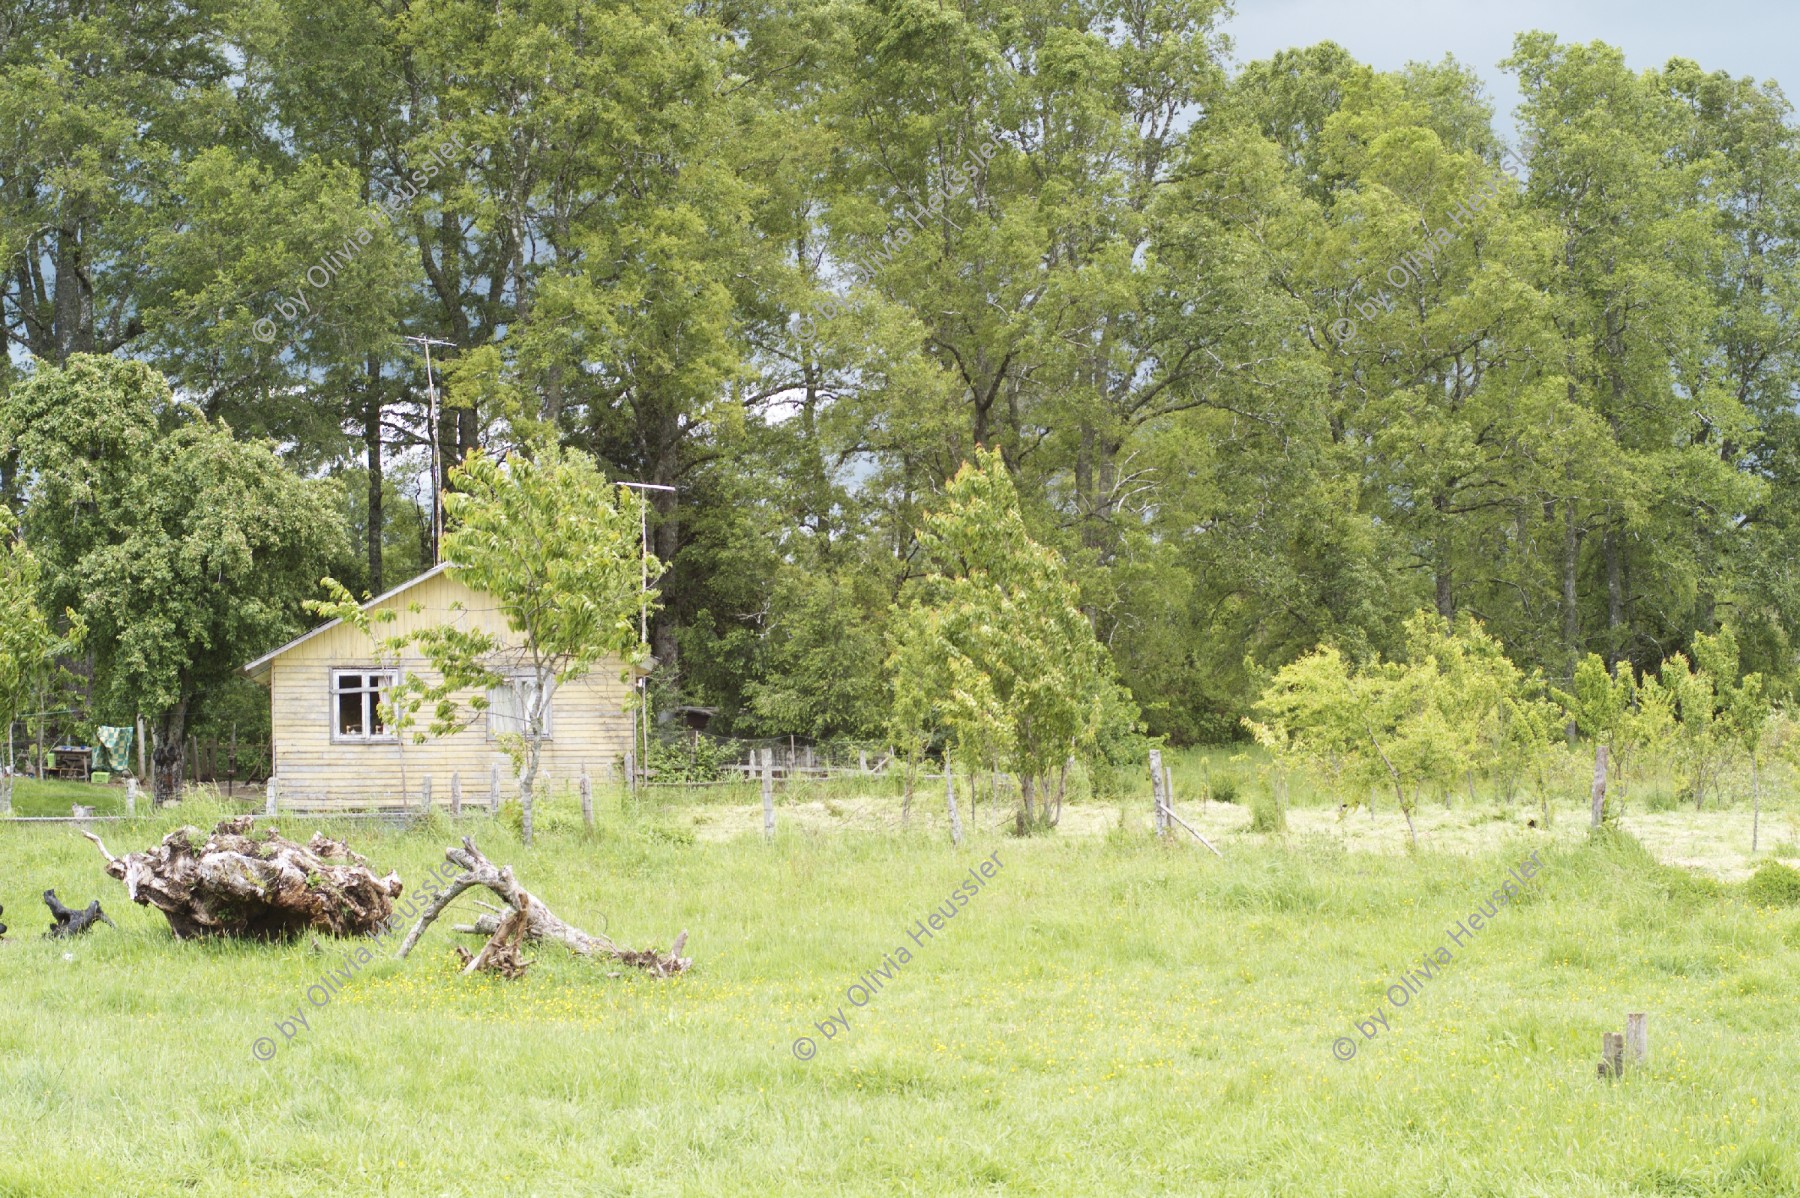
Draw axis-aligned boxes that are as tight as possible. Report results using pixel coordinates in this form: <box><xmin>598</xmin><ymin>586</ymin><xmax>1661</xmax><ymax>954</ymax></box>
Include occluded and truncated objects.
<box><xmin>125</xmin><ymin>776</ymin><xmax>138</xmax><ymax>817</ymax></box>
<box><xmin>761</xmin><ymin>749</ymin><xmax>775</xmax><ymax>841</ymax></box>
<box><xmin>264</xmin><ymin>776</ymin><xmax>278</xmax><ymax>816</ymax></box>
<box><xmin>625</xmin><ymin>750</ymin><xmax>637</xmax><ymax>805</ymax></box>
<box><xmin>420</xmin><ymin>775</ymin><xmax>433</xmax><ymax>813</ymax></box>
<box><xmin>450</xmin><ymin>771</ymin><xmax>463</xmax><ymax>817</ymax></box>
<box><xmin>1626</xmin><ymin>1013</ymin><xmax>1648</xmax><ymax>1067</ymax></box>
<box><xmin>488</xmin><ymin>763</ymin><xmax>501</xmax><ymax>814</ymax></box>
<box><xmin>580</xmin><ymin>768</ymin><xmax>594</xmax><ymax>830</ymax></box>
<box><xmin>859</xmin><ymin>749</ymin><xmax>868</xmax><ymax>774</ymax></box>
<box><xmin>1599</xmin><ymin>1031</ymin><xmax>1624</xmax><ymax>1080</ymax></box>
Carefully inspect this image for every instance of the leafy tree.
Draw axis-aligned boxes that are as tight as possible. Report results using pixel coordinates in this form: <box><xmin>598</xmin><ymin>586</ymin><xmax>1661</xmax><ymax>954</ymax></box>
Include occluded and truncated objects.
<box><xmin>1404</xmin><ymin>613</ymin><xmax>1524</xmax><ymax>805</ymax></box>
<box><xmin>394</xmin><ymin>445</ymin><xmax>654</xmax><ymax>844</ymax></box>
<box><xmin>888</xmin><ymin>448</ymin><xmax>1138</xmax><ymax>832</ymax></box>
<box><xmin>1499</xmin><ymin>681</ymin><xmax>1566</xmax><ymax>827</ymax></box>
<box><xmin>1</xmin><ymin>355</ymin><xmax>349</xmax><ymax>803</ymax></box>
<box><xmin>1556</xmin><ymin>654</ymin><xmax>1634</xmax><ymax>827</ymax></box>
<box><xmin>1245</xmin><ymin>646</ymin><xmax>1360</xmax><ymax>807</ymax></box>
<box><xmin>1658</xmin><ymin>630</ymin><xmax>1746</xmax><ymax>812</ymax></box>
<box><xmin>0</xmin><ymin>514</ymin><xmax>81</xmax><ymax>811</ymax></box>
<box><xmin>1698</xmin><ymin>628</ymin><xmax>1772</xmax><ymax>844</ymax></box>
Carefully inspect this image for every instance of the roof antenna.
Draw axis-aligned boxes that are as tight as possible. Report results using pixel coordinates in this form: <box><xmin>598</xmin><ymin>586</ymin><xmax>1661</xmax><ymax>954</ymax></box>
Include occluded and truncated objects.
<box><xmin>405</xmin><ymin>335</ymin><xmax>458</xmax><ymax>564</ymax></box>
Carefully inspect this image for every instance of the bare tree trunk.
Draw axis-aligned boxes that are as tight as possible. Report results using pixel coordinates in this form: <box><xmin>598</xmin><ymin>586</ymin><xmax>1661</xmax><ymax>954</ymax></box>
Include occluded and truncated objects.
<box><xmin>1590</xmin><ymin>744</ymin><xmax>1608</xmax><ymax>829</ymax></box>
<box><xmin>1367</xmin><ymin>726</ymin><xmax>1413</xmax><ymax>845</ymax></box>
<box><xmin>1752</xmin><ymin>751</ymin><xmax>1761</xmax><ymax>853</ymax></box>
<box><xmin>1561</xmin><ymin>489</ymin><xmax>1582</xmax><ymax>685</ymax></box>
<box><xmin>945</xmin><ymin>769</ymin><xmax>963</xmax><ymax>847</ymax></box>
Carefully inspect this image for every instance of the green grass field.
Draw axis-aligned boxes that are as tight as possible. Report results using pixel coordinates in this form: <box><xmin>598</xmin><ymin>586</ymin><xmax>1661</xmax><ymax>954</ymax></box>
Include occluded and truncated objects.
<box><xmin>3</xmin><ymin>767</ymin><xmax>1799</xmax><ymax>1196</ymax></box>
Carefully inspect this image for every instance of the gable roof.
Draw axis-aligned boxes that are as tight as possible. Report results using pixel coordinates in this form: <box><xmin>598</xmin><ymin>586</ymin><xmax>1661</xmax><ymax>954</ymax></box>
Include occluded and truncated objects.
<box><xmin>241</xmin><ymin>563</ymin><xmax>454</xmax><ymax>682</ymax></box>
<box><xmin>242</xmin><ymin>562</ymin><xmax>655</xmax><ymax>683</ymax></box>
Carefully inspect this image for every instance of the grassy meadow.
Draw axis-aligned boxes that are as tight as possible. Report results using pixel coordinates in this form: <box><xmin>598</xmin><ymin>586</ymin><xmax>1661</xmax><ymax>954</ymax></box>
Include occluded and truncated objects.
<box><xmin>2</xmin><ymin>754</ymin><xmax>1799</xmax><ymax>1196</ymax></box>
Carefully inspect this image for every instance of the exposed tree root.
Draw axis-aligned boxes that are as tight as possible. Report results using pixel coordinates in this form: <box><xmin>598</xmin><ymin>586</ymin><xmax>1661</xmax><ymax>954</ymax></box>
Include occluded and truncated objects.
<box><xmin>396</xmin><ymin>837</ymin><xmax>690</xmax><ymax>977</ymax></box>
<box><xmin>82</xmin><ymin>816</ymin><xmax>402</xmax><ymax>940</ymax></box>
<box><xmin>44</xmin><ymin>890</ymin><xmax>116</xmax><ymax>938</ymax></box>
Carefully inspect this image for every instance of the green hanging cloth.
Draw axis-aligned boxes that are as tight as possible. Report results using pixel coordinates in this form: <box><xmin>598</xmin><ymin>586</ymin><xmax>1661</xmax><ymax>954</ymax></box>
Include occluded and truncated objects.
<box><xmin>96</xmin><ymin>726</ymin><xmax>134</xmax><ymax>773</ymax></box>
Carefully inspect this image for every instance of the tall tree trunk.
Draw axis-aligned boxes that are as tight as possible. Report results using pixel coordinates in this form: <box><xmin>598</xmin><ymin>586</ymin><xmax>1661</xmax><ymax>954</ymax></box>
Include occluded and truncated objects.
<box><xmin>364</xmin><ymin>366</ymin><xmax>384</xmax><ymax>594</ymax></box>
<box><xmin>151</xmin><ymin>697</ymin><xmax>190</xmax><ymax>807</ymax></box>
<box><xmin>1561</xmin><ymin>491</ymin><xmax>1582</xmax><ymax>685</ymax></box>
<box><xmin>1603</xmin><ymin>525</ymin><xmax>1624</xmax><ymax>668</ymax></box>
<box><xmin>1433</xmin><ymin>493</ymin><xmax>1454</xmax><ymax>618</ymax></box>
<box><xmin>650</xmin><ymin>483</ymin><xmax>680</xmax><ymax>672</ymax></box>
<box><xmin>52</xmin><ymin>225</ymin><xmax>95</xmax><ymax>362</ymax></box>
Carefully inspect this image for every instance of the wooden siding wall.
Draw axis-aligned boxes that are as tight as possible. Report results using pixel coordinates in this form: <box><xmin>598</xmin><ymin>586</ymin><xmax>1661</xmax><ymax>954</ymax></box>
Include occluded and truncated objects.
<box><xmin>262</xmin><ymin>571</ymin><xmax>635</xmax><ymax>808</ymax></box>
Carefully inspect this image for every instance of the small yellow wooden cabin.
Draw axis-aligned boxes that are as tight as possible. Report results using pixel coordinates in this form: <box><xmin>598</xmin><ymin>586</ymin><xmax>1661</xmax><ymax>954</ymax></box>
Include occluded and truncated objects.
<box><xmin>243</xmin><ymin>564</ymin><xmax>638</xmax><ymax>808</ymax></box>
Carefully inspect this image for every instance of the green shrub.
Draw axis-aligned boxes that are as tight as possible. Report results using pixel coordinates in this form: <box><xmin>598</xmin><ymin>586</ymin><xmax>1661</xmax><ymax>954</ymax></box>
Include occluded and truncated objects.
<box><xmin>1248</xmin><ymin>787</ymin><xmax>1286</xmax><ymax>834</ymax></box>
<box><xmin>646</xmin><ymin>735</ymin><xmax>730</xmax><ymax>782</ymax></box>
<box><xmin>1745</xmin><ymin>861</ymin><xmax>1800</xmax><ymax>908</ymax></box>
<box><xmin>1210</xmin><ymin>776</ymin><xmax>1240</xmax><ymax>805</ymax></box>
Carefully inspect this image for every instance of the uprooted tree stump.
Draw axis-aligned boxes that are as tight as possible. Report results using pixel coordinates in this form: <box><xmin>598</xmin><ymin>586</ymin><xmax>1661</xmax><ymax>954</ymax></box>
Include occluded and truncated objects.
<box><xmin>44</xmin><ymin>890</ymin><xmax>116</xmax><ymax>938</ymax></box>
<box><xmin>396</xmin><ymin>837</ymin><xmax>690</xmax><ymax>978</ymax></box>
<box><xmin>81</xmin><ymin>815</ymin><xmax>402</xmax><ymax>940</ymax></box>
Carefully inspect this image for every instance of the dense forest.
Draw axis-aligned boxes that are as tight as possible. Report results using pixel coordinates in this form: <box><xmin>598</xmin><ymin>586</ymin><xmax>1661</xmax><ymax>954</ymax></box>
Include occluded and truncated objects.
<box><xmin>5</xmin><ymin>0</ymin><xmax>1800</xmax><ymax>749</ymax></box>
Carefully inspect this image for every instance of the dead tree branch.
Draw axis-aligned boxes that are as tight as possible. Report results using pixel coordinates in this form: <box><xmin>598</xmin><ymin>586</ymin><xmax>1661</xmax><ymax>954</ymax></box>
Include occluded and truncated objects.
<box><xmin>395</xmin><ymin>836</ymin><xmax>690</xmax><ymax>976</ymax></box>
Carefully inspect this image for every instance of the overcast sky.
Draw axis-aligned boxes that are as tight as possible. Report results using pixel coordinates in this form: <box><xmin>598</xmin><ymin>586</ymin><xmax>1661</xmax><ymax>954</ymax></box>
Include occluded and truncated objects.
<box><xmin>1221</xmin><ymin>0</ymin><xmax>1799</xmax><ymax>139</ymax></box>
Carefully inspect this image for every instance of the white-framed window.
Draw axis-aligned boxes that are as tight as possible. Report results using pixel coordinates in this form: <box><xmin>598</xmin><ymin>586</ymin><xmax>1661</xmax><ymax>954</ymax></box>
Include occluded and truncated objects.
<box><xmin>487</xmin><ymin>675</ymin><xmax>553</xmax><ymax>742</ymax></box>
<box><xmin>331</xmin><ymin>669</ymin><xmax>399</xmax><ymax>742</ymax></box>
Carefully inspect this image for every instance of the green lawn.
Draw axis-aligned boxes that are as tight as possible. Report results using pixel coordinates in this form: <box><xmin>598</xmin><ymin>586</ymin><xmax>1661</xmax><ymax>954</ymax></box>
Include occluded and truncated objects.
<box><xmin>2</xmin><ymin>791</ymin><xmax>1798</xmax><ymax>1196</ymax></box>
<box><xmin>6</xmin><ymin>776</ymin><xmax>134</xmax><ymax>818</ymax></box>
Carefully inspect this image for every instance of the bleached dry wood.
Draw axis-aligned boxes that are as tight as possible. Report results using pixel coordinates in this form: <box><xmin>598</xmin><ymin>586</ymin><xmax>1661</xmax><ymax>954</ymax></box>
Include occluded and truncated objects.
<box><xmin>81</xmin><ymin>816</ymin><xmax>402</xmax><ymax>939</ymax></box>
<box><xmin>394</xmin><ymin>836</ymin><xmax>690</xmax><ymax>976</ymax></box>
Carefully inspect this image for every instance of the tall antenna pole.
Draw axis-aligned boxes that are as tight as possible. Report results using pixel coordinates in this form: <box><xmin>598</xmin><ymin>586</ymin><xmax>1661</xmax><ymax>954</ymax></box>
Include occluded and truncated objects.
<box><xmin>405</xmin><ymin>335</ymin><xmax>458</xmax><ymax>564</ymax></box>
<box><xmin>618</xmin><ymin>481</ymin><xmax>676</xmax><ymax>778</ymax></box>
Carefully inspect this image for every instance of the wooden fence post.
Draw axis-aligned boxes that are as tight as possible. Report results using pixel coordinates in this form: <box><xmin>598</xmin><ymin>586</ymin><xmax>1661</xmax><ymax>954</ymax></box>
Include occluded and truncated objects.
<box><xmin>125</xmin><ymin>776</ymin><xmax>137</xmax><ymax>817</ymax></box>
<box><xmin>1149</xmin><ymin>749</ymin><xmax>1166</xmax><ymax>834</ymax></box>
<box><xmin>1626</xmin><ymin>1013</ymin><xmax>1648</xmax><ymax>1067</ymax></box>
<box><xmin>1599</xmin><ymin>1031</ymin><xmax>1624</xmax><ymax>1080</ymax></box>
<box><xmin>580</xmin><ymin>767</ymin><xmax>594</xmax><ymax>830</ymax></box>
<box><xmin>859</xmin><ymin>749</ymin><xmax>868</xmax><ymax>774</ymax></box>
<box><xmin>489</xmin><ymin>763</ymin><xmax>501</xmax><ymax>814</ymax></box>
<box><xmin>450</xmin><ymin>771</ymin><xmax>463</xmax><ymax>817</ymax></box>
<box><xmin>421</xmin><ymin>775</ymin><xmax>433</xmax><ymax>813</ymax></box>
<box><xmin>264</xmin><ymin>776</ymin><xmax>278</xmax><ymax>816</ymax></box>
<box><xmin>761</xmin><ymin>749</ymin><xmax>775</xmax><ymax>841</ymax></box>
<box><xmin>946</xmin><ymin>769</ymin><xmax>963</xmax><ymax>847</ymax></box>
<box><xmin>625</xmin><ymin>750</ymin><xmax>637</xmax><ymax>806</ymax></box>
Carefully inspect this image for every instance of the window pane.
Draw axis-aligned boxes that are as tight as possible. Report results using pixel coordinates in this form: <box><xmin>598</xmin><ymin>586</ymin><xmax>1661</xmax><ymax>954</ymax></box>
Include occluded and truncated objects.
<box><xmin>338</xmin><ymin>689</ymin><xmax>364</xmax><ymax>736</ymax></box>
<box><xmin>339</xmin><ymin>673</ymin><xmax>363</xmax><ymax>691</ymax></box>
<box><xmin>368</xmin><ymin>690</ymin><xmax>385</xmax><ymax>734</ymax></box>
